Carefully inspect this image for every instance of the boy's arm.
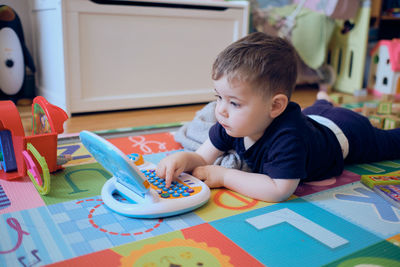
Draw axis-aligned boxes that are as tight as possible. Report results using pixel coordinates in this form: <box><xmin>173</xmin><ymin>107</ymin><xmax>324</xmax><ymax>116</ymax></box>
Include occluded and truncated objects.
<box><xmin>195</xmin><ymin>138</ymin><xmax>224</xmax><ymax>164</ymax></box>
<box><xmin>193</xmin><ymin>166</ymin><xmax>300</xmax><ymax>202</ymax></box>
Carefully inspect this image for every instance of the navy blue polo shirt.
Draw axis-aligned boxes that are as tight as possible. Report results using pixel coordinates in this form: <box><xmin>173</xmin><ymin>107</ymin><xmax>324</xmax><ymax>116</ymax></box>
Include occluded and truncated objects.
<box><xmin>209</xmin><ymin>102</ymin><xmax>344</xmax><ymax>181</ymax></box>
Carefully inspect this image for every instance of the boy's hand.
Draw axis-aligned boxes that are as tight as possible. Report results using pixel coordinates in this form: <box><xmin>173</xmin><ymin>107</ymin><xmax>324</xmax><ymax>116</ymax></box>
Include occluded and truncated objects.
<box><xmin>156</xmin><ymin>139</ymin><xmax>222</xmax><ymax>188</ymax></box>
<box><xmin>192</xmin><ymin>165</ymin><xmax>226</xmax><ymax>188</ymax></box>
<box><xmin>156</xmin><ymin>152</ymin><xmax>188</xmax><ymax>188</ymax></box>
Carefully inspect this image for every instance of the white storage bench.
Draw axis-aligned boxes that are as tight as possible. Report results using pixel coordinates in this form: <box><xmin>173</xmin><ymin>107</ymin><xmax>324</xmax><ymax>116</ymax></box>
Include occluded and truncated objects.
<box><xmin>30</xmin><ymin>0</ymin><xmax>249</xmax><ymax>114</ymax></box>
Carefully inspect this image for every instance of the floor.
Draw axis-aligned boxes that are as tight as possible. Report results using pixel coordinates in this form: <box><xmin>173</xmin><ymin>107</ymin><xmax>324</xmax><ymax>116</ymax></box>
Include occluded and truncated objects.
<box><xmin>4</xmin><ymin>85</ymin><xmax>400</xmax><ymax>266</ymax></box>
<box><xmin>17</xmin><ymin>86</ymin><xmax>319</xmax><ymax>135</ymax></box>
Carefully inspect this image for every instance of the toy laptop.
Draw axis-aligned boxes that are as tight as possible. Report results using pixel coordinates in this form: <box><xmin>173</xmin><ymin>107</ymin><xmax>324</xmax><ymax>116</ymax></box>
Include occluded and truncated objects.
<box><xmin>79</xmin><ymin>131</ymin><xmax>210</xmax><ymax>218</ymax></box>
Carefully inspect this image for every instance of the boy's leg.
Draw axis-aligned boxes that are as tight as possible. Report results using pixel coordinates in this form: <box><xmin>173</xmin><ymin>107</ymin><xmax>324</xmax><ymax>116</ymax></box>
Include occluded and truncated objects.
<box><xmin>369</xmin><ymin>127</ymin><xmax>400</xmax><ymax>163</ymax></box>
<box><xmin>316</xmin><ymin>91</ymin><xmax>334</xmax><ymax>103</ymax></box>
<box><xmin>303</xmin><ymin>97</ymin><xmax>400</xmax><ymax>164</ymax></box>
<box><xmin>302</xmin><ymin>91</ymin><xmax>337</xmax><ymax>114</ymax></box>
<box><xmin>302</xmin><ymin>98</ymin><xmax>334</xmax><ymax>115</ymax></box>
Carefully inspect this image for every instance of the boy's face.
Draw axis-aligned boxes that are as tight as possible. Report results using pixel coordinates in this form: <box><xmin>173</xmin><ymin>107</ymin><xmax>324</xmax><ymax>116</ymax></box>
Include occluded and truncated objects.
<box><xmin>213</xmin><ymin>76</ymin><xmax>274</xmax><ymax>141</ymax></box>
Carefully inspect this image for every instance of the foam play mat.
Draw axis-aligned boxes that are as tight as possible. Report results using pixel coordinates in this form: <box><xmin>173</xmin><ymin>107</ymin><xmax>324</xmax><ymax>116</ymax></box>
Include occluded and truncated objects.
<box><xmin>1</xmin><ymin>128</ymin><xmax>400</xmax><ymax>266</ymax></box>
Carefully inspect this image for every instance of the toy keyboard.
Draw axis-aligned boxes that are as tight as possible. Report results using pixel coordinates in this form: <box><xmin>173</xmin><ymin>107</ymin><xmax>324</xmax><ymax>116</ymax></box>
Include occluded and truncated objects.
<box><xmin>79</xmin><ymin>131</ymin><xmax>210</xmax><ymax>218</ymax></box>
<box><xmin>141</xmin><ymin>169</ymin><xmax>203</xmax><ymax>199</ymax></box>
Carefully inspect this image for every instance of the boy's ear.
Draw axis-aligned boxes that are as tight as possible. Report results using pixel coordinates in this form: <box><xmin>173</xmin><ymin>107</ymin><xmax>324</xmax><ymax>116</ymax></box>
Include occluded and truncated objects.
<box><xmin>270</xmin><ymin>94</ymin><xmax>288</xmax><ymax>118</ymax></box>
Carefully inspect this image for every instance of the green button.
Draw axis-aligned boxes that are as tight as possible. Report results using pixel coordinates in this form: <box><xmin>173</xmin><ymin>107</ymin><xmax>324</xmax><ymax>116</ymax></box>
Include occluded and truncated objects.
<box><xmin>161</xmin><ymin>193</ymin><xmax>170</xmax><ymax>198</ymax></box>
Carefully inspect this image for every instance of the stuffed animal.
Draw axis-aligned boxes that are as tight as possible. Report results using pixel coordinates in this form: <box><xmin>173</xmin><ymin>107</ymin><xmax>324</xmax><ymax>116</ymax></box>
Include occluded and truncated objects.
<box><xmin>0</xmin><ymin>5</ymin><xmax>35</xmax><ymax>103</ymax></box>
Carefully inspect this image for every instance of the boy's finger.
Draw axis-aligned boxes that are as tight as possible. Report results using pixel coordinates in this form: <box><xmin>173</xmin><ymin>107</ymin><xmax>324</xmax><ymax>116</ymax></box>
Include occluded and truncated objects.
<box><xmin>173</xmin><ymin>168</ymin><xmax>184</xmax><ymax>182</ymax></box>
<box><xmin>155</xmin><ymin>164</ymin><xmax>166</xmax><ymax>178</ymax></box>
<box><xmin>165</xmin><ymin>167</ymin><xmax>176</xmax><ymax>188</ymax></box>
<box><xmin>192</xmin><ymin>167</ymin><xmax>203</xmax><ymax>178</ymax></box>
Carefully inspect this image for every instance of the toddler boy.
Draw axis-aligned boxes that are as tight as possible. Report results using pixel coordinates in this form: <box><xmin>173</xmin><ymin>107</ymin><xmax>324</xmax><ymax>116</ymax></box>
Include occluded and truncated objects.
<box><xmin>156</xmin><ymin>32</ymin><xmax>400</xmax><ymax>202</ymax></box>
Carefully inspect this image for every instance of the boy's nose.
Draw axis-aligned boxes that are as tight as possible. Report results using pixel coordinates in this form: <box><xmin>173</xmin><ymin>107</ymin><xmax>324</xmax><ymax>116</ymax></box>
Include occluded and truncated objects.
<box><xmin>216</xmin><ymin>102</ymin><xmax>228</xmax><ymax>117</ymax></box>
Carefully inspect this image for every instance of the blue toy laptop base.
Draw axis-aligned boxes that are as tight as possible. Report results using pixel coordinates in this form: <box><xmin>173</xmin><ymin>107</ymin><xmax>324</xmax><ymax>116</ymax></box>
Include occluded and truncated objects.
<box><xmin>79</xmin><ymin>131</ymin><xmax>210</xmax><ymax>218</ymax></box>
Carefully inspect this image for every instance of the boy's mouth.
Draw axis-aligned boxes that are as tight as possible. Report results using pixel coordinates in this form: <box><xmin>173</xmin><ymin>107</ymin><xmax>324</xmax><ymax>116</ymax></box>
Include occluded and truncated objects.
<box><xmin>217</xmin><ymin>118</ymin><xmax>230</xmax><ymax>131</ymax></box>
<box><xmin>220</xmin><ymin>123</ymin><xmax>230</xmax><ymax>130</ymax></box>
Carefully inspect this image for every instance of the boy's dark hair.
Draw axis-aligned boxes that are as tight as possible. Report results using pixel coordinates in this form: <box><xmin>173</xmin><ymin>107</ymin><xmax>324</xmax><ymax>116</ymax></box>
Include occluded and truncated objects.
<box><xmin>212</xmin><ymin>32</ymin><xmax>298</xmax><ymax>99</ymax></box>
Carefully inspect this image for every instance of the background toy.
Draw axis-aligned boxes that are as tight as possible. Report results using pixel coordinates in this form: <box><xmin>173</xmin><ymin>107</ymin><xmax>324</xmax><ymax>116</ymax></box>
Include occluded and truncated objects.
<box><xmin>23</xmin><ymin>143</ymin><xmax>50</xmax><ymax>195</ymax></box>
<box><xmin>80</xmin><ymin>130</ymin><xmax>210</xmax><ymax>218</ymax></box>
<box><xmin>0</xmin><ymin>96</ymin><xmax>68</xmax><ymax>195</ymax></box>
<box><xmin>373</xmin><ymin>184</ymin><xmax>400</xmax><ymax>209</ymax></box>
<box><xmin>333</xmin><ymin>89</ymin><xmax>400</xmax><ymax>130</ymax></box>
<box><xmin>367</xmin><ymin>38</ymin><xmax>400</xmax><ymax>97</ymax></box>
<box><xmin>359</xmin><ymin>95</ymin><xmax>400</xmax><ymax>129</ymax></box>
<box><xmin>32</xmin><ymin>96</ymin><xmax>68</xmax><ymax>135</ymax></box>
<box><xmin>361</xmin><ymin>172</ymin><xmax>400</xmax><ymax>208</ymax></box>
<box><xmin>127</xmin><ymin>153</ymin><xmax>144</xmax><ymax>166</ymax></box>
<box><xmin>252</xmin><ymin>0</ymin><xmax>370</xmax><ymax>93</ymax></box>
<box><xmin>361</xmin><ymin>173</ymin><xmax>400</xmax><ymax>189</ymax></box>
<box><xmin>0</xmin><ymin>130</ymin><xmax>17</xmax><ymax>172</ymax></box>
<box><xmin>0</xmin><ymin>5</ymin><xmax>36</xmax><ymax>103</ymax></box>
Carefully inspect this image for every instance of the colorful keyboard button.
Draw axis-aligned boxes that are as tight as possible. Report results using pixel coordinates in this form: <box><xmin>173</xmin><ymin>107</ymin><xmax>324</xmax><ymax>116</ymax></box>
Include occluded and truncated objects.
<box><xmin>141</xmin><ymin>169</ymin><xmax>196</xmax><ymax>199</ymax></box>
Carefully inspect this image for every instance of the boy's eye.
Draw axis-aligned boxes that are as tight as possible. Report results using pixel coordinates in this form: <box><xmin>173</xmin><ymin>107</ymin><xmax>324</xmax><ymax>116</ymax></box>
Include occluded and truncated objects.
<box><xmin>215</xmin><ymin>95</ymin><xmax>222</xmax><ymax>100</ymax></box>
<box><xmin>230</xmin><ymin>101</ymin><xmax>240</xmax><ymax>107</ymax></box>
